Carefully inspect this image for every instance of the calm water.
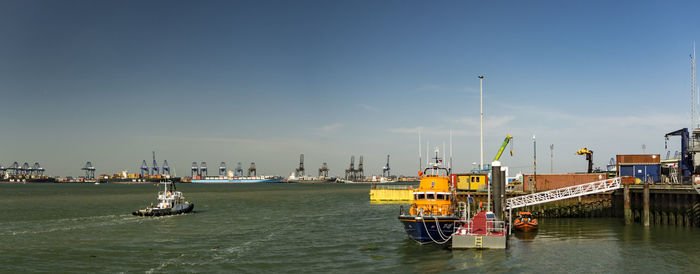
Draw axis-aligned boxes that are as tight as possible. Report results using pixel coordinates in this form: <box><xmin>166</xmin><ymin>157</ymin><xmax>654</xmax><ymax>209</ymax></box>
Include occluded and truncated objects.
<box><xmin>1</xmin><ymin>183</ymin><xmax>699</xmax><ymax>273</ymax></box>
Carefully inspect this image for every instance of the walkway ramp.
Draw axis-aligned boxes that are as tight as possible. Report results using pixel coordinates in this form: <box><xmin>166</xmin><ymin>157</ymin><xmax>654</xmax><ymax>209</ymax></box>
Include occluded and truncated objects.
<box><xmin>506</xmin><ymin>177</ymin><xmax>621</xmax><ymax>210</ymax></box>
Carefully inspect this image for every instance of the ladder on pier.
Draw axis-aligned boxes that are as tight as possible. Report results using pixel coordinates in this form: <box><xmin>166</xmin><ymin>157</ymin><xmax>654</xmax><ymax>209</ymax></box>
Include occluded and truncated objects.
<box><xmin>506</xmin><ymin>177</ymin><xmax>622</xmax><ymax>210</ymax></box>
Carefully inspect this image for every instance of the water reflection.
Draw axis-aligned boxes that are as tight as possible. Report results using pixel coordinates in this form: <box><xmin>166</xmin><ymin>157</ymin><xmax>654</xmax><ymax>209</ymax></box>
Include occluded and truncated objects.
<box><xmin>514</xmin><ymin>230</ymin><xmax>538</xmax><ymax>241</ymax></box>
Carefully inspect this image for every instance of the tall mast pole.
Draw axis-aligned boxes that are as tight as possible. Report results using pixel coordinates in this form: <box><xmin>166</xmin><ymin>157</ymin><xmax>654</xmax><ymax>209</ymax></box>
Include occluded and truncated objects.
<box><xmin>479</xmin><ymin>75</ymin><xmax>484</xmax><ymax>170</ymax></box>
<box><xmin>418</xmin><ymin>129</ymin><xmax>422</xmax><ymax>171</ymax></box>
<box><xmin>693</xmin><ymin>42</ymin><xmax>696</xmax><ymax>129</ymax></box>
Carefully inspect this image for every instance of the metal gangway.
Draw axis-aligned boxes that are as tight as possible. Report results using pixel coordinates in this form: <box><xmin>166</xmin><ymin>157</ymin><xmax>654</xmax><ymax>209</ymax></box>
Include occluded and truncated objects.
<box><xmin>506</xmin><ymin>177</ymin><xmax>622</xmax><ymax>210</ymax></box>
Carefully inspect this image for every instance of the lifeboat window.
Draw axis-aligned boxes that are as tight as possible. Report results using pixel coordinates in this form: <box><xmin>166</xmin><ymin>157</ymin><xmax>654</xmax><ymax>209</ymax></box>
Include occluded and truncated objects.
<box><xmin>476</xmin><ymin>177</ymin><xmax>480</xmax><ymax>182</ymax></box>
<box><xmin>436</xmin><ymin>194</ymin><xmax>445</xmax><ymax>200</ymax></box>
<box><xmin>427</xmin><ymin>193</ymin><xmax>435</xmax><ymax>200</ymax></box>
<box><xmin>470</xmin><ymin>177</ymin><xmax>475</xmax><ymax>182</ymax></box>
<box><xmin>417</xmin><ymin>193</ymin><xmax>425</xmax><ymax>200</ymax></box>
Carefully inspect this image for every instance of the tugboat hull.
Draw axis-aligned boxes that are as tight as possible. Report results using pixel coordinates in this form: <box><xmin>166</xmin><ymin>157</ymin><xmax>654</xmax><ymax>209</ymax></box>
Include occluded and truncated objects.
<box><xmin>398</xmin><ymin>215</ymin><xmax>459</xmax><ymax>244</ymax></box>
<box><xmin>132</xmin><ymin>203</ymin><xmax>194</xmax><ymax>217</ymax></box>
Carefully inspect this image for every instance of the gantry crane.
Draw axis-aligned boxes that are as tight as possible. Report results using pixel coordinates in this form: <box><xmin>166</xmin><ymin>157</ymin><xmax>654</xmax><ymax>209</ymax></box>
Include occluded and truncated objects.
<box><xmin>296</xmin><ymin>154</ymin><xmax>305</xmax><ymax>177</ymax></box>
<box><xmin>576</xmin><ymin>148</ymin><xmax>594</xmax><ymax>173</ymax></box>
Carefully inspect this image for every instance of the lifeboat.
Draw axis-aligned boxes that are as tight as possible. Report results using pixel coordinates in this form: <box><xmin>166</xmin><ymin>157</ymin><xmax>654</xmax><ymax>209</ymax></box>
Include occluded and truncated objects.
<box><xmin>398</xmin><ymin>149</ymin><xmax>459</xmax><ymax>245</ymax></box>
<box><xmin>513</xmin><ymin>211</ymin><xmax>538</xmax><ymax>231</ymax></box>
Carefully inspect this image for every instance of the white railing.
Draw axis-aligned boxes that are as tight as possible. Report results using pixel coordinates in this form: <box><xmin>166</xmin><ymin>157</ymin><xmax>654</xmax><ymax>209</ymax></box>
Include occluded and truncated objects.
<box><xmin>506</xmin><ymin>177</ymin><xmax>622</xmax><ymax>210</ymax></box>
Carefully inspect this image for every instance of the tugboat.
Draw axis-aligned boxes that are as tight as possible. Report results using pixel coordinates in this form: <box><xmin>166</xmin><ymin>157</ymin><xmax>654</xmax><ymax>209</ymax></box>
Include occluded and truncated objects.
<box><xmin>398</xmin><ymin>149</ymin><xmax>460</xmax><ymax>245</ymax></box>
<box><xmin>513</xmin><ymin>211</ymin><xmax>538</xmax><ymax>231</ymax></box>
<box><xmin>132</xmin><ymin>180</ymin><xmax>194</xmax><ymax>217</ymax></box>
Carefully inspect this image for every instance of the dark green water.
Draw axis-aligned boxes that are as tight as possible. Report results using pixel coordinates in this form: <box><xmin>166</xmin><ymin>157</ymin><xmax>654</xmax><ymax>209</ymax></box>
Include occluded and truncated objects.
<box><xmin>1</xmin><ymin>183</ymin><xmax>699</xmax><ymax>273</ymax></box>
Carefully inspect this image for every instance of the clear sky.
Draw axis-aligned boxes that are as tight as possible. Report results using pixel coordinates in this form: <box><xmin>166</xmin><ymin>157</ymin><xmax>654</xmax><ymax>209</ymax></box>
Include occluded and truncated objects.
<box><xmin>1</xmin><ymin>0</ymin><xmax>698</xmax><ymax>177</ymax></box>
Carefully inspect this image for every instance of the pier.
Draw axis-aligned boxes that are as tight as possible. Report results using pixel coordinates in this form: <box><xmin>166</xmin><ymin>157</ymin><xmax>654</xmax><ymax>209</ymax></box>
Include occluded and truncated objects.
<box><xmin>455</xmin><ymin>178</ymin><xmax>700</xmax><ymax>227</ymax></box>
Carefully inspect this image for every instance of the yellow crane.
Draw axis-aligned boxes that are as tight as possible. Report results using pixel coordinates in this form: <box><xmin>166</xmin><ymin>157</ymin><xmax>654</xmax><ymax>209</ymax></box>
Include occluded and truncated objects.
<box><xmin>576</xmin><ymin>148</ymin><xmax>593</xmax><ymax>173</ymax></box>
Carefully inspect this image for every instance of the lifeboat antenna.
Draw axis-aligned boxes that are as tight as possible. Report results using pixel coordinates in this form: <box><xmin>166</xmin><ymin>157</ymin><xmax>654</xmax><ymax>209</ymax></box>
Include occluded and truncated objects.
<box><xmin>418</xmin><ymin>129</ymin><xmax>422</xmax><ymax>171</ymax></box>
<box><xmin>450</xmin><ymin>130</ymin><xmax>453</xmax><ymax>172</ymax></box>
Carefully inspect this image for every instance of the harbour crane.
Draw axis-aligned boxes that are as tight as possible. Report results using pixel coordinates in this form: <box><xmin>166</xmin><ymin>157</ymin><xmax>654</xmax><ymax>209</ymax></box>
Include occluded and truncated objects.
<box><xmin>22</xmin><ymin>162</ymin><xmax>31</xmax><ymax>175</ymax></box>
<box><xmin>345</xmin><ymin>156</ymin><xmax>355</xmax><ymax>180</ymax></box>
<box><xmin>319</xmin><ymin>162</ymin><xmax>329</xmax><ymax>177</ymax></box>
<box><xmin>140</xmin><ymin>160</ymin><xmax>149</xmax><ymax>176</ymax></box>
<box><xmin>576</xmin><ymin>148</ymin><xmax>594</xmax><ymax>173</ymax></box>
<box><xmin>357</xmin><ymin>156</ymin><xmax>364</xmax><ymax>179</ymax></box>
<box><xmin>191</xmin><ymin>162</ymin><xmax>199</xmax><ymax>177</ymax></box>
<box><xmin>162</xmin><ymin>160</ymin><xmax>170</xmax><ymax>176</ymax></box>
<box><xmin>200</xmin><ymin>162</ymin><xmax>208</xmax><ymax>177</ymax></box>
<box><xmin>382</xmin><ymin>155</ymin><xmax>391</xmax><ymax>178</ymax></box>
<box><xmin>296</xmin><ymin>154</ymin><xmax>305</xmax><ymax>177</ymax></box>
<box><xmin>493</xmin><ymin>134</ymin><xmax>514</xmax><ymax>161</ymax></box>
<box><xmin>248</xmin><ymin>162</ymin><xmax>256</xmax><ymax>176</ymax></box>
<box><xmin>82</xmin><ymin>161</ymin><xmax>96</xmax><ymax>180</ymax></box>
<box><xmin>150</xmin><ymin>151</ymin><xmax>159</xmax><ymax>176</ymax></box>
<box><xmin>219</xmin><ymin>162</ymin><xmax>227</xmax><ymax>176</ymax></box>
<box><xmin>9</xmin><ymin>162</ymin><xmax>19</xmax><ymax>176</ymax></box>
<box><xmin>235</xmin><ymin>162</ymin><xmax>244</xmax><ymax>176</ymax></box>
<box><xmin>33</xmin><ymin>162</ymin><xmax>44</xmax><ymax>176</ymax></box>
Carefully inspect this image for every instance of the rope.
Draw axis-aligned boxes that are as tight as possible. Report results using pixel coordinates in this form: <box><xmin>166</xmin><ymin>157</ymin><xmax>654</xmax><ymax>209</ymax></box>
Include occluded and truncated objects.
<box><xmin>420</xmin><ymin>216</ymin><xmax>452</xmax><ymax>245</ymax></box>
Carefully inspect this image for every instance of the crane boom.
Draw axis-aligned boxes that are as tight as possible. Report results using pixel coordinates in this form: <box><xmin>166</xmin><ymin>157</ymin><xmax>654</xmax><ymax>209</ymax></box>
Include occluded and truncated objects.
<box><xmin>493</xmin><ymin>134</ymin><xmax>514</xmax><ymax>161</ymax></box>
<box><xmin>576</xmin><ymin>148</ymin><xmax>593</xmax><ymax>173</ymax></box>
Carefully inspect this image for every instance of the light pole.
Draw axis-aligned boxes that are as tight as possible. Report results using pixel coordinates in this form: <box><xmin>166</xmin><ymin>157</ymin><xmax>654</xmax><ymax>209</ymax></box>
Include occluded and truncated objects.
<box><xmin>532</xmin><ymin>134</ymin><xmax>536</xmax><ymax>193</ymax></box>
<box><xmin>479</xmin><ymin>75</ymin><xmax>484</xmax><ymax>170</ymax></box>
<box><xmin>550</xmin><ymin>144</ymin><xmax>554</xmax><ymax>173</ymax></box>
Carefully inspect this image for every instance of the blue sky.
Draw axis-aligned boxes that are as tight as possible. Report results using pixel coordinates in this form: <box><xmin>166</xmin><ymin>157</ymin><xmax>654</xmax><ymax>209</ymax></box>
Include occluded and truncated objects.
<box><xmin>0</xmin><ymin>0</ymin><xmax>698</xmax><ymax>177</ymax></box>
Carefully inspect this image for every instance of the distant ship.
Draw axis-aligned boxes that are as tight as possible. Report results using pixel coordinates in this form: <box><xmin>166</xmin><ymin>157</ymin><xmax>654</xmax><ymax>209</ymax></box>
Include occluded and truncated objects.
<box><xmin>191</xmin><ymin>175</ymin><xmax>282</xmax><ymax>184</ymax></box>
<box><xmin>286</xmin><ymin>172</ymin><xmax>336</xmax><ymax>183</ymax></box>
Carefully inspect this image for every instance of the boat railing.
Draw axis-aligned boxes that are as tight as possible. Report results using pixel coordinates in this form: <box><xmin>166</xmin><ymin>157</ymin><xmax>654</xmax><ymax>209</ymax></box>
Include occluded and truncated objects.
<box><xmin>486</xmin><ymin>220</ymin><xmax>507</xmax><ymax>234</ymax></box>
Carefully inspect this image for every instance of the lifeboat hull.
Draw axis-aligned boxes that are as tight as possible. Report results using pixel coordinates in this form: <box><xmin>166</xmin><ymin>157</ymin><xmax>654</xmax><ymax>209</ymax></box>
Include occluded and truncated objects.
<box><xmin>513</xmin><ymin>219</ymin><xmax>538</xmax><ymax>232</ymax></box>
<box><xmin>398</xmin><ymin>215</ymin><xmax>460</xmax><ymax>245</ymax></box>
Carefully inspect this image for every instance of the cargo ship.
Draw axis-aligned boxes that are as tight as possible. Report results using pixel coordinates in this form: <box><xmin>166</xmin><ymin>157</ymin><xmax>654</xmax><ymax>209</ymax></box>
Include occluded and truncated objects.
<box><xmin>191</xmin><ymin>175</ymin><xmax>282</xmax><ymax>184</ymax></box>
<box><xmin>286</xmin><ymin>173</ymin><xmax>336</xmax><ymax>183</ymax></box>
<box><xmin>0</xmin><ymin>176</ymin><xmax>58</xmax><ymax>183</ymax></box>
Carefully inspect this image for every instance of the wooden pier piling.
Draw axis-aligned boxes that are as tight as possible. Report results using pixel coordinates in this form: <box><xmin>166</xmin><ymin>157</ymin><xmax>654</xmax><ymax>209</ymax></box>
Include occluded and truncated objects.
<box><xmin>643</xmin><ymin>183</ymin><xmax>650</xmax><ymax>227</ymax></box>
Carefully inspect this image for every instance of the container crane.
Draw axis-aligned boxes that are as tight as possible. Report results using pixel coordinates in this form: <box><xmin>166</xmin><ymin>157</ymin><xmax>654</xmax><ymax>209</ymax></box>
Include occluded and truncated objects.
<box><xmin>140</xmin><ymin>160</ymin><xmax>149</xmax><ymax>176</ymax></box>
<box><xmin>200</xmin><ymin>162</ymin><xmax>208</xmax><ymax>177</ymax></box>
<box><xmin>82</xmin><ymin>161</ymin><xmax>96</xmax><ymax>180</ymax></box>
<box><xmin>150</xmin><ymin>151</ymin><xmax>159</xmax><ymax>176</ymax></box>
<box><xmin>493</xmin><ymin>134</ymin><xmax>514</xmax><ymax>161</ymax></box>
<box><xmin>296</xmin><ymin>154</ymin><xmax>305</xmax><ymax>177</ymax></box>
<box><xmin>248</xmin><ymin>162</ymin><xmax>256</xmax><ymax>176</ymax></box>
<box><xmin>191</xmin><ymin>162</ymin><xmax>199</xmax><ymax>177</ymax></box>
<box><xmin>382</xmin><ymin>155</ymin><xmax>391</xmax><ymax>178</ymax></box>
<box><xmin>162</xmin><ymin>160</ymin><xmax>170</xmax><ymax>176</ymax></box>
<box><xmin>319</xmin><ymin>162</ymin><xmax>329</xmax><ymax>177</ymax></box>
<box><xmin>235</xmin><ymin>162</ymin><xmax>244</xmax><ymax>176</ymax></box>
<box><xmin>219</xmin><ymin>162</ymin><xmax>227</xmax><ymax>176</ymax></box>
<box><xmin>576</xmin><ymin>148</ymin><xmax>594</xmax><ymax>173</ymax></box>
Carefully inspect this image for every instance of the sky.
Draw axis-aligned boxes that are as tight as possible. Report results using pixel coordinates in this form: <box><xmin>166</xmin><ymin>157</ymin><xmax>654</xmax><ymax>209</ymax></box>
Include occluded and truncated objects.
<box><xmin>1</xmin><ymin>0</ymin><xmax>699</xmax><ymax>177</ymax></box>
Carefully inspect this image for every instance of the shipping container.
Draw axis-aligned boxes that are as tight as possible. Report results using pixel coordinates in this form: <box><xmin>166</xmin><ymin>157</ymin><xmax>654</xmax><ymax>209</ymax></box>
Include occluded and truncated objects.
<box><xmin>616</xmin><ymin>154</ymin><xmax>660</xmax><ymax>171</ymax></box>
<box><xmin>522</xmin><ymin>173</ymin><xmax>608</xmax><ymax>192</ymax></box>
<box><xmin>619</xmin><ymin>164</ymin><xmax>660</xmax><ymax>183</ymax></box>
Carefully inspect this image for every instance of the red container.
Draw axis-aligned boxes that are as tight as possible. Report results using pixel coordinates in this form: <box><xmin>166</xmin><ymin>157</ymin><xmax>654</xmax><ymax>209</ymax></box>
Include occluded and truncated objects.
<box><xmin>616</xmin><ymin>154</ymin><xmax>660</xmax><ymax>172</ymax></box>
<box><xmin>522</xmin><ymin>173</ymin><xmax>608</xmax><ymax>192</ymax></box>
